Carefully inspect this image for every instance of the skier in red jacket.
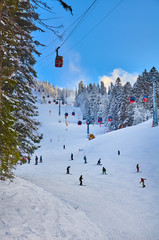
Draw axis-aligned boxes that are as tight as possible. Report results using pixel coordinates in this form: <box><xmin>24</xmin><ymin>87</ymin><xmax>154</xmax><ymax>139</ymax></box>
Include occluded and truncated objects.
<box><xmin>140</xmin><ymin>178</ymin><xmax>146</xmax><ymax>188</ymax></box>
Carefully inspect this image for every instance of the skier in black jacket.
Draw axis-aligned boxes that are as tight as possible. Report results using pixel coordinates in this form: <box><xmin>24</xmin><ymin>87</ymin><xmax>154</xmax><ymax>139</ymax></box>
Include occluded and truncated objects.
<box><xmin>66</xmin><ymin>166</ymin><xmax>71</xmax><ymax>174</ymax></box>
<box><xmin>79</xmin><ymin>175</ymin><xmax>83</xmax><ymax>185</ymax></box>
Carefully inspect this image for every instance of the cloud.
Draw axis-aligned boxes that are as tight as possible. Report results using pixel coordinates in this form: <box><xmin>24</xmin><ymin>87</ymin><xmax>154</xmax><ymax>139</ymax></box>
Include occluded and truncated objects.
<box><xmin>68</xmin><ymin>51</ymin><xmax>81</xmax><ymax>74</ymax></box>
<box><xmin>99</xmin><ymin>68</ymin><xmax>139</xmax><ymax>88</ymax></box>
<box><xmin>64</xmin><ymin>51</ymin><xmax>91</xmax><ymax>89</ymax></box>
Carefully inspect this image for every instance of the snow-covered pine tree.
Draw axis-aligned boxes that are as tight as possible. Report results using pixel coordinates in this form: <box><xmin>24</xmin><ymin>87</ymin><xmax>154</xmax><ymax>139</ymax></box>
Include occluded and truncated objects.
<box><xmin>0</xmin><ymin>0</ymin><xmax>73</xmax><ymax>180</ymax></box>
<box><xmin>120</xmin><ymin>82</ymin><xmax>133</xmax><ymax>127</ymax></box>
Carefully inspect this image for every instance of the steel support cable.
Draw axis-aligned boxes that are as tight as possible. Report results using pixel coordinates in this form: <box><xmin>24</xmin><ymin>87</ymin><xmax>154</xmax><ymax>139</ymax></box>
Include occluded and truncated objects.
<box><xmin>36</xmin><ymin>0</ymin><xmax>100</xmax><ymax>67</ymax></box>
<box><xmin>39</xmin><ymin>0</ymin><xmax>99</xmax><ymax>53</ymax></box>
<box><xmin>63</xmin><ymin>0</ymin><xmax>124</xmax><ymax>56</ymax></box>
<box><xmin>59</xmin><ymin>0</ymin><xmax>99</xmax><ymax>48</ymax></box>
<box><xmin>35</xmin><ymin>0</ymin><xmax>124</xmax><ymax>71</ymax></box>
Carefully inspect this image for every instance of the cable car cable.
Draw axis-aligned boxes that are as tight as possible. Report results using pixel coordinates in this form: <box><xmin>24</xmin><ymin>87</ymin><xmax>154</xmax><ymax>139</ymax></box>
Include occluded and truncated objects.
<box><xmin>59</xmin><ymin>0</ymin><xmax>100</xmax><ymax>48</ymax></box>
<box><xmin>39</xmin><ymin>0</ymin><xmax>100</xmax><ymax>53</ymax></box>
<box><xmin>36</xmin><ymin>0</ymin><xmax>124</xmax><ymax>69</ymax></box>
<box><xmin>63</xmin><ymin>0</ymin><xmax>124</xmax><ymax>56</ymax></box>
<box><xmin>36</xmin><ymin>0</ymin><xmax>100</xmax><ymax>67</ymax></box>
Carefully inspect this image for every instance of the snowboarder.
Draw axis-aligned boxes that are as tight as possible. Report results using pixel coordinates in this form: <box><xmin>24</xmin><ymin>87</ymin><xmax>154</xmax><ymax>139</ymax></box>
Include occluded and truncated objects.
<box><xmin>79</xmin><ymin>175</ymin><xmax>83</xmax><ymax>186</ymax></box>
<box><xmin>118</xmin><ymin>150</ymin><xmax>120</xmax><ymax>156</ymax></box>
<box><xmin>140</xmin><ymin>178</ymin><xmax>146</xmax><ymax>188</ymax></box>
<box><xmin>63</xmin><ymin>145</ymin><xmax>65</xmax><ymax>149</ymax></box>
<box><xmin>71</xmin><ymin>153</ymin><xmax>73</xmax><ymax>160</ymax></box>
<box><xmin>35</xmin><ymin>156</ymin><xmax>38</xmax><ymax>165</ymax></box>
<box><xmin>84</xmin><ymin>155</ymin><xmax>87</xmax><ymax>164</ymax></box>
<box><xmin>102</xmin><ymin>167</ymin><xmax>106</xmax><ymax>174</ymax></box>
<box><xmin>40</xmin><ymin>155</ymin><xmax>43</xmax><ymax>163</ymax></box>
<box><xmin>136</xmin><ymin>164</ymin><xmax>139</xmax><ymax>172</ymax></box>
<box><xmin>28</xmin><ymin>155</ymin><xmax>31</xmax><ymax>164</ymax></box>
<box><xmin>97</xmin><ymin>158</ymin><xmax>102</xmax><ymax>165</ymax></box>
<box><xmin>66</xmin><ymin>166</ymin><xmax>71</xmax><ymax>174</ymax></box>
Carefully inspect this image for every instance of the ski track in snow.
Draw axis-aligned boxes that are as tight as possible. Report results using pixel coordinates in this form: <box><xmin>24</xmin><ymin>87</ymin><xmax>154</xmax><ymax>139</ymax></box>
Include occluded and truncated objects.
<box><xmin>0</xmin><ymin>177</ymin><xmax>103</xmax><ymax>240</ymax></box>
<box><xmin>1</xmin><ymin>92</ymin><xmax>159</xmax><ymax>240</ymax></box>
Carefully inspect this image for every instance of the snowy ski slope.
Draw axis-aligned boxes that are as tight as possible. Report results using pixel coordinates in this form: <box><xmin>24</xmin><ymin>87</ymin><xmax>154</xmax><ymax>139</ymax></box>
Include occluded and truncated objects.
<box><xmin>0</xmin><ymin>92</ymin><xmax>159</xmax><ymax>240</ymax></box>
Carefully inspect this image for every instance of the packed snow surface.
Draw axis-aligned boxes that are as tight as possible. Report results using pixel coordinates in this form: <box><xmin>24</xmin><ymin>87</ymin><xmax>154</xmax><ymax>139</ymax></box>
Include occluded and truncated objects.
<box><xmin>0</xmin><ymin>93</ymin><xmax>159</xmax><ymax>240</ymax></box>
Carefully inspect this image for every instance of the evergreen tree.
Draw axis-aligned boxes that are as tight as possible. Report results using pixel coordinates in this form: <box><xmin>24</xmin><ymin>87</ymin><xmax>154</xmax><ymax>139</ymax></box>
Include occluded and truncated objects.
<box><xmin>0</xmin><ymin>0</ymin><xmax>72</xmax><ymax>180</ymax></box>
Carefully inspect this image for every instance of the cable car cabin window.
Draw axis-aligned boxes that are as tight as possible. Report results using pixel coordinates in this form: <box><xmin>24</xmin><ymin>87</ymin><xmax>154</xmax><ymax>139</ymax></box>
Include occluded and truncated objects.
<box><xmin>55</xmin><ymin>56</ymin><xmax>63</xmax><ymax>67</ymax></box>
<box><xmin>129</xmin><ymin>96</ymin><xmax>135</xmax><ymax>103</ymax></box>
<box><xmin>108</xmin><ymin>116</ymin><xmax>112</xmax><ymax>122</ymax></box>
<box><xmin>143</xmin><ymin>95</ymin><xmax>148</xmax><ymax>102</ymax></box>
<box><xmin>78</xmin><ymin>121</ymin><xmax>82</xmax><ymax>125</ymax></box>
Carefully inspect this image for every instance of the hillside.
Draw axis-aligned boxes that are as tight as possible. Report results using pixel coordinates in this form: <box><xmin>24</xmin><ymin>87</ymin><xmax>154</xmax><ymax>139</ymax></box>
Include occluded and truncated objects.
<box><xmin>0</xmin><ymin>92</ymin><xmax>159</xmax><ymax>240</ymax></box>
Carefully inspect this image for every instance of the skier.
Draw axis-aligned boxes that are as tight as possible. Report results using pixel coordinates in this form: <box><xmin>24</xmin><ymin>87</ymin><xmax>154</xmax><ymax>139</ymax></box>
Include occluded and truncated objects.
<box><xmin>28</xmin><ymin>155</ymin><xmax>31</xmax><ymax>164</ymax></box>
<box><xmin>118</xmin><ymin>150</ymin><xmax>120</xmax><ymax>156</ymax></box>
<box><xmin>71</xmin><ymin>153</ymin><xmax>73</xmax><ymax>160</ymax></box>
<box><xmin>136</xmin><ymin>164</ymin><xmax>139</xmax><ymax>172</ymax></box>
<box><xmin>35</xmin><ymin>156</ymin><xmax>38</xmax><ymax>165</ymax></box>
<box><xmin>22</xmin><ymin>156</ymin><xmax>27</xmax><ymax>163</ymax></box>
<box><xmin>66</xmin><ymin>166</ymin><xmax>71</xmax><ymax>174</ymax></box>
<box><xmin>140</xmin><ymin>178</ymin><xmax>146</xmax><ymax>188</ymax></box>
<box><xmin>79</xmin><ymin>175</ymin><xmax>83</xmax><ymax>186</ymax></box>
<box><xmin>63</xmin><ymin>145</ymin><xmax>65</xmax><ymax>149</ymax></box>
<box><xmin>102</xmin><ymin>167</ymin><xmax>106</xmax><ymax>174</ymax></box>
<box><xmin>84</xmin><ymin>155</ymin><xmax>87</xmax><ymax>164</ymax></box>
<box><xmin>40</xmin><ymin>155</ymin><xmax>43</xmax><ymax>163</ymax></box>
<box><xmin>97</xmin><ymin>158</ymin><xmax>102</xmax><ymax>165</ymax></box>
